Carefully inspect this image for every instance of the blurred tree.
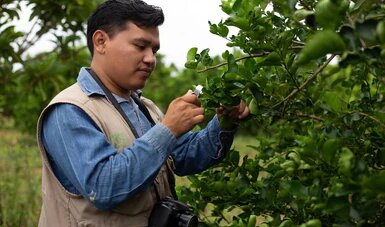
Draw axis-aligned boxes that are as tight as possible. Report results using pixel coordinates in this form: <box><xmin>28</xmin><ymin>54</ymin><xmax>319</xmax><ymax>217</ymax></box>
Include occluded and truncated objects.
<box><xmin>0</xmin><ymin>0</ymin><xmax>103</xmax><ymax>132</ymax></box>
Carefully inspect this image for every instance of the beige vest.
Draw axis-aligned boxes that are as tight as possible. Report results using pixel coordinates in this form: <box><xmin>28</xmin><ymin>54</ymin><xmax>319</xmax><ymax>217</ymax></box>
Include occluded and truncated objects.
<box><xmin>36</xmin><ymin>83</ymin><xmax>174</xmax><ymax>227</ymax></box>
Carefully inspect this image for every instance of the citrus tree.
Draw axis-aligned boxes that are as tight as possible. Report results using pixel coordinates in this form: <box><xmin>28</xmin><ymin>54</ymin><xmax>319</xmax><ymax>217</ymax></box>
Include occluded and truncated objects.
<box><xmin>180</xmin><ymin>0</ymin><xmax>385</xmax><ymax>226</ymax></box>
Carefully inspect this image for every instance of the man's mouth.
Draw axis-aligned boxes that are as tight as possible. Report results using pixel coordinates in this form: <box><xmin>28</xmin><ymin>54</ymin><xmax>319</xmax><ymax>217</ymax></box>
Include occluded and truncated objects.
<box><xmin>137</xmin><ymin>69</ymin><xmax>152</xmax><ymax>79</ymax></box>
<box><xmin>139</xmin><ymin>68</ymin><xmax>153</xmax><ymax>73</ymax></box>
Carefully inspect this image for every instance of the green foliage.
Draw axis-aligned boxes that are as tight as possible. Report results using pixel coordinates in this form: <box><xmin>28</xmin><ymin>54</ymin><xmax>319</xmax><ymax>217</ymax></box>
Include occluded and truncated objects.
<box><xmin>180</xmin><ymin>0</ymin><xmax>385</xmax><ymax>226</ymax></box>
<box><xmin>0</xmin><ymin>131</ymin><xmax>41</xmax><ymax>226</ymax></box>
<box><xmin>0</xmin><ymin>0</ymin><xmax>100</xmax><ymax>133</ymax></box>
<box><xmin>143</xmin><ymin>55</ymin><xmax>206</xmax><ymax>113</ymax></box>
<box><xmin>145</xmin><ymin>54</ymin><xmax>222</xmax><ymax>117</ymax></box>
<box><xmin>2</xmin><ymin>0</ymin><xmax>385</xmax><ymax>226</ymax></box>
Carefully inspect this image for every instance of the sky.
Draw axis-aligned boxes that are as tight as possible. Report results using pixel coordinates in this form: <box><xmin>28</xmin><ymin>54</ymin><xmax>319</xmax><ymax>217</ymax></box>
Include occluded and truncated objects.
<box><xmin>17</xmin><ymin>0</ymin><xmax>232</xmax><ymax>69</ymax></box>
<box><xmin>145</xmin><ymin>0</ymin><xmax>231</xmax><ymax>68</ymax></box>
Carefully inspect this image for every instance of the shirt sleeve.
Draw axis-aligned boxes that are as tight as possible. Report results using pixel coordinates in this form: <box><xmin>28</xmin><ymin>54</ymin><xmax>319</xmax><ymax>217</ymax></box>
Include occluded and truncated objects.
<box><xmin>171</xmin><ymin>115</ymin><xmax>236</xmax><ymax>176</ymax></box>
<box><xmin>42</xmin><ymin>103</ymin><xmax>177</xmax><ymax>211</ymax></box>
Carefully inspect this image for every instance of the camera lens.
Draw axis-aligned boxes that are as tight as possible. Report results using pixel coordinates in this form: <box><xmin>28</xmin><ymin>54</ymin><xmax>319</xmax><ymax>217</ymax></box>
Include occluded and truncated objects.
<box><xmin>176</xmin><ymin>213</ymin><xmax>198</xmax><ymax>227</ymax></box>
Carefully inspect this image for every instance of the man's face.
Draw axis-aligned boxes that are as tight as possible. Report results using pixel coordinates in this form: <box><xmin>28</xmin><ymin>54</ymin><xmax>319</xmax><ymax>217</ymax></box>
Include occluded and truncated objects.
<box><xmin>100</xmin><ymin>22</ymin><xmax>160</xmax><ymax>93</ymax></box>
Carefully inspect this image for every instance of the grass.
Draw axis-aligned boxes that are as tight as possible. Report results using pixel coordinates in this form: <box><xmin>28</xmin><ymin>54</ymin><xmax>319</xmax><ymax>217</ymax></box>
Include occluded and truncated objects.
<box><xmin>232</xmin><ymin>134</ymin><xmax>259</xmax><ymax>157</ymax></box>
<box><xmin>0</xmin><ymin>130</ymin><xmax>41</xmax><ymax>227</ymax></box>
<box><xmin>0</xmin><ymin>129</ymin><xmax>257</xmax><ymax>226</ymax></box>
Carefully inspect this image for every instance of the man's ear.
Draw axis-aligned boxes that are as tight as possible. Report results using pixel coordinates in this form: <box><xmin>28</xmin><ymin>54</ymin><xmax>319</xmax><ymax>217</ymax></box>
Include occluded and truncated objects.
<box><xmin>93</xmin><ymin>30</ymin><xmax>108</xmax><ymax>54</ymax></box>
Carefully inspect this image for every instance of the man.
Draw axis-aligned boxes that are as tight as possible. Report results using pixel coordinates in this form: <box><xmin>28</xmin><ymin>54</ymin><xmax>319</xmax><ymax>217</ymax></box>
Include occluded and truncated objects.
<box><xmin>36</xmin><ymin>0</ymin><xmax>249</xmax><ymax>226</ymax></box>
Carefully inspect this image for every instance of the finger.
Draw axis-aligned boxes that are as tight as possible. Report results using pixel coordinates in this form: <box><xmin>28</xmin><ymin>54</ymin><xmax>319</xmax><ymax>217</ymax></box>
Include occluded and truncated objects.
<box><xmin>191</xmin><ymin>114</ymin><xmax>205</xmax><ymax>125</ymax></box>
<box><xmin>238</xmin><ymin>106</ymin><xmax>250</xmax><ymax>119</ymax></box>
<box><xmin>181</xmin><ymin>93</ymin><xmax>200</xmax><ymax>106</ymax></box>
<box><xmin>190</xmin><ymin>107</ymin><xmax>205</xmax><ymax>116</ymax></box>
<box><xmin>216</xmin><ymin>107</ymin><xmax>224</xmax><ymax>115</ymax></box>
<box><xmin>238</xmin><ymin>100</ymin><xmax>246</xmax><ymax>113</ymax></box>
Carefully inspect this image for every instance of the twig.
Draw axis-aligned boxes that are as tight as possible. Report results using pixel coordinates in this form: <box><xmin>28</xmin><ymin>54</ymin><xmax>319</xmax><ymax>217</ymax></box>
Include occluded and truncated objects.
<box><xmin>348</xmin><ymin>111</ymin><xmax>385</xmax><ymax>130</ymax></box>
<box><xmin>295</xmin><ymin>113</ymin><xmax>324</xmax><ymax>121</ymax></box>
<box><xmin>292</xmin><ymin>40</ymin><xmax>305</xmax><ymax>46</ymax></box>
<box><xmin>298</xmin><ymin>0</ymin><xmax>311</xmax><ymax>10</ymax></box>
<box><xmin>272</xmin><ymin>54</ymin><xmax>336</xmax><ymax>109</ymax></box>
<box><xmin>197</xmin><ymin>52</ymin><xmax>270</xmax><ymax>73</ymax></box>
<box><xmin>290</xmin><ymin>45</ymin><xmax>305</xmax><ymax>50</ymax></box>
<box><xmin>283</xmin><ymin>61</ymin><xmax>300</xmax><ymax>90</ymax></box>
<box><xmin>18</xmin><ymin>19</ymin><xmax>39</xmax><ymax>54</ymax></box>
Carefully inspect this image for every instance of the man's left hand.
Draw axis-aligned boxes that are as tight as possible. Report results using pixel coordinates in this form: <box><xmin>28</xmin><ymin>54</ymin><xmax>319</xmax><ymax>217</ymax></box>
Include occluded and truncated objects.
<box><xmin>216</xmin><ymin>100</ymin><xmax>250</xmax><ymax>129</ymax></box>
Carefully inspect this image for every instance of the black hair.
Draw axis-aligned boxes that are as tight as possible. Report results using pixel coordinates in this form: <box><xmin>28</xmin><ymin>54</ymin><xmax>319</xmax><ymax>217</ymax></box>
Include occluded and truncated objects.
<box><xmin>86</xmin><ymin>0</ymin><xmax>164</xmax><ymax>56</ymax></box>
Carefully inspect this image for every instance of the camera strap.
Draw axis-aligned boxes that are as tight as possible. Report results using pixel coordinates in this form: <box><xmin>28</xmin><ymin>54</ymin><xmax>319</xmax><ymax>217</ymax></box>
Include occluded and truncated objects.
<box><xmin>88</xmin><ymin>68</ymin><xmax>178</xmax><ymax>201</ymax></box>
<box><xmin>88</xmin><ymin>68</ymin><xmax>141</xmax><ymax>138</ymax></box>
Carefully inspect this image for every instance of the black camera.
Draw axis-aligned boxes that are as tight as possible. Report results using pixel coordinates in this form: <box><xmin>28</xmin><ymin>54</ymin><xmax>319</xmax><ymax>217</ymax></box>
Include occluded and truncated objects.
<box><xmin>149</xmin><ymin>197</ymin><xmax>198</xmax><ymax>227</ymax></box>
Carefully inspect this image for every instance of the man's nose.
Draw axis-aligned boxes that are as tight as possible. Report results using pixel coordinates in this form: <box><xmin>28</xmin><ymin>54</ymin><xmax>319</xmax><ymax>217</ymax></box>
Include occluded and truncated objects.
<box><xmin>143</xmin><ymin>50</ymin><xmax>156</xmax><ymax>66</ymax></box>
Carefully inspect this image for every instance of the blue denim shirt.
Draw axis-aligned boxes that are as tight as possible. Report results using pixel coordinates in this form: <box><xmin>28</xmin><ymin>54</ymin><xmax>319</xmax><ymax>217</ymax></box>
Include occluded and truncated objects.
<box><xmin>41</xmin><ymin>68</ymin><xmax>235</xmax><ymax>210</ymax></box>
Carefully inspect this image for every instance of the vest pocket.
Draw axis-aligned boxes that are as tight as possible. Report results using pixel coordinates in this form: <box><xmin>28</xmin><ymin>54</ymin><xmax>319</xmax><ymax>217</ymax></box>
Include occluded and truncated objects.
<box><xmin>111</xmin><ymin>187</ymin><xmax>155</xmax><ymax>216</ymax></box>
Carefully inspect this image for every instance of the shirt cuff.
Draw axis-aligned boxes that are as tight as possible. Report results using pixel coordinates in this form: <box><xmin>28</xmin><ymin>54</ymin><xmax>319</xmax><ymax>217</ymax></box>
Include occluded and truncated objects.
<box><xmin>140</xmin><ymin>123</ymin><xmax>177</xmax><ymax>159</ymax></box>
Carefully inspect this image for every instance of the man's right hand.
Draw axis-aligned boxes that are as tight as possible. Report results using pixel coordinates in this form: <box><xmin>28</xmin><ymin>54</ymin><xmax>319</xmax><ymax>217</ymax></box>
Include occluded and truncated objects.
<box><xmin>162</xmin><ymin>91</ymin><xmax>205</xmax><ymax>137</ymax></box>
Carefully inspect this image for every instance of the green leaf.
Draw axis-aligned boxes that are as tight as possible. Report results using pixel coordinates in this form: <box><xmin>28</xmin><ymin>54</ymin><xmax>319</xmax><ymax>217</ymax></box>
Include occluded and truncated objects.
<box><xmin>356</xmin><ymin>19</ymin><xmax>378</xmax><ymax>45</ymax></box>
<box><xmin>228</xmin><ymin>150</ymin><xmax>240</xmax><ymax>165</ymax></box>
<box><xmin>247</xmin><ymin>215</ymin><xmax>257</xmax><ymax>227</ymax></box>
<box><xmin>321</xmin><ymin>138</ymin><xmax>341</xmax><ymax>165</ymax></box>
<box><xmin>184</xmin><ymin>60</ymin><xmax>198</xmax><ymax>69</ymax></box>
<box><xmin>209</xmin><ymin>21</ymin><xmax>229</xmax><ymax>37</ymax></box>
<box><xmin>227</xmin><ymin>54</ymin><xmax>238</xmax><ymax>73</ymax></box>
<box><xmin>220</xmin><ymin>1</ymin><xmax>232</xmax><ymax>14</ymax></box>
<box><xmin>223</xmin><ymin>72</ymin><xmax>242</xmax><ymax>81</ymax></box>
<box><xmin>322</xmin><ymin>91</ymin><xmax>347</xmax><ymax>113</ymax></box>
<box><xmin>258</xmin><ymin>52</ymin><xmax>281</xmax><ymax>66</ymax></box>
<box><xmin>200</xmin><ymin>48</ymin><xmax>213</xmax><ymax>66</ymax></box>
<box><xmin>293</xmin><ymin>9</ymin><xmax>314</xmax><ymax>21</ymax></box>
<box><xmin>279</xmin><ymin>219</ymin><xmax>294</xmax><ymax>227</ymax></box>
<box><xmin>295</xmin><ymin>30</ymin><xmax>346</xmax><ymax>65</ymax></box>
<box><xmin>339</xmin><ymin>25</ymin><xmax>361</xmax><ymax>51</ymax></box>
<box><xmin>303</xmin><ymin>219</ymin><xmax>322</xmax><ymax>227</ymax></box>
<box><xmin>232</xmin><ymin>0</ymin><xmax>242</xmax><ymax>12</ymax></box>
<box><xmin>339</xmin><ymin>53</ymin><xmax>362</xmax><ymax>68</ymax></box>
<box><xmin>186</xmin><ymin>47</ymin><xmax>198</xmax><ymax>61</ymax></box>
<box><xmin>376</xmin><ymin>20</ymin><xmax>385</xmax><ymax>43</ymax></box>
<box><xmin>324</xmin><ymin>196</ymin><xmax>350</xmax><ymax>220</ymax></box>
<box><xmin>248</xmin><ymin>98</ymin><xmax>258</xmax><ymax>115</ymax></box>
<box><xmin>338</xmin><ymin>147</ymin><xmax>354</xmax><ymax>176</ymax></box>
<box><xmin>315</xmin><ymin>0</ymin><xmax>349</xmax><ymax>29</ymax></box>
<box><xmin>280</xmin><ymin>180</ymin><xmax>308</xmax><ymax>198</ymax></box>
<box><xmin>225</xmin><ymin>16</ymin><xmax>249</xmax><ymax>30</ymax></box>
<box><xmin>362</xmin><ymin>171</ymin><xmax>385</xmax><ymax>193</ymax></box>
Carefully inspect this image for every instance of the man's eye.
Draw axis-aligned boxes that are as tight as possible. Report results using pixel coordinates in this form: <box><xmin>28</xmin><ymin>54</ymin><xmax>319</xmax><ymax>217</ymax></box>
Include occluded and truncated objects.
<box><xmin>135</xmin><ymin>44</ymin><xmax>145</xmax><ymax>50</ymax></box>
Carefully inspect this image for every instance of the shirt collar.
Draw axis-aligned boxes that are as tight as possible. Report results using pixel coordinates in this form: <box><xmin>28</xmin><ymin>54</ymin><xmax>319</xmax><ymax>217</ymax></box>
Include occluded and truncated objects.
<box><xmin>77</xmin><ymin>67</ymin><xmax>142</xmax><ymax>103</ymax></box>
<box><xmin>77</xmin><ymin>67</ymin><xmax>105</xmax><ymax>97</ymax></box>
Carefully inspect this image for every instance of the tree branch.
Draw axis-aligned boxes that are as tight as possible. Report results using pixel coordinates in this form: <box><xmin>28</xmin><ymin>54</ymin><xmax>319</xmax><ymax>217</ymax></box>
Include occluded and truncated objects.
<box><xmin>293</xmin><ymin>113</ymin><xmax>324</xmax><ymax>121</ymax></box>
<box><xmin>348</xmin><ymin>111</ymin><xmax>385</xmax><ymax>130</ymax></box>
<box><xmin>18</xmin><ymin>19</ymin><xmax>39</xmax><ymax>55</ymax></box>
<box><xmin>292</xmin><ymin>40</ymin><xmax>305</xmax><ymax>46</ymax></box>
<box><xmin>272</xmin><ymin>54</ymin><xmax>336</xmax><ymax>109</ymax></box>
<box><xmin>197</xmin><ymin>52</ymin><xmax>270</xmax><ymax>73</ymax></box>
